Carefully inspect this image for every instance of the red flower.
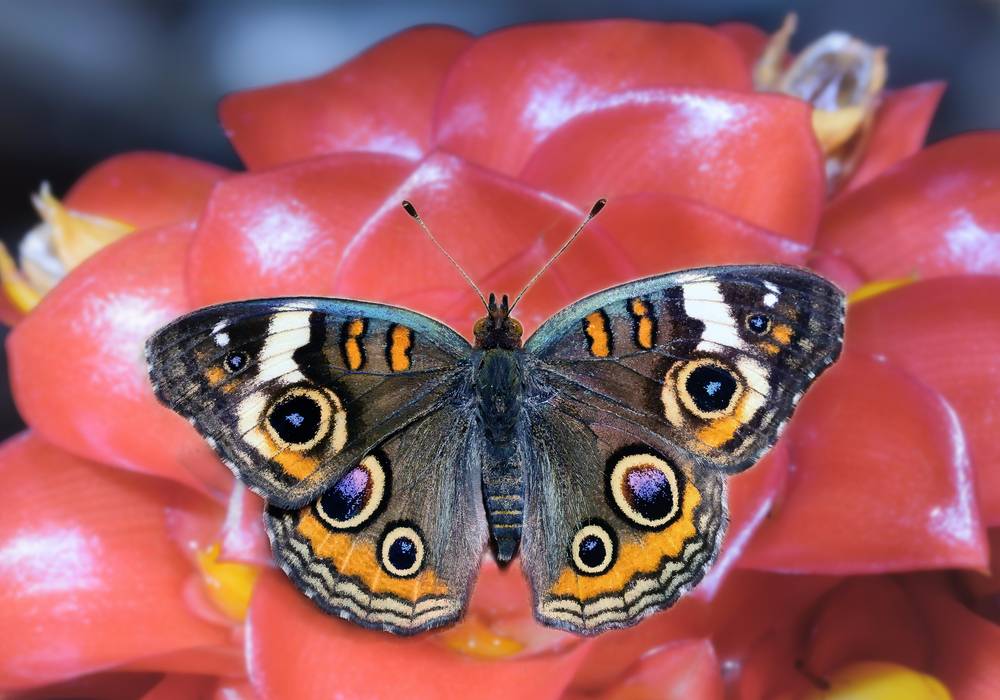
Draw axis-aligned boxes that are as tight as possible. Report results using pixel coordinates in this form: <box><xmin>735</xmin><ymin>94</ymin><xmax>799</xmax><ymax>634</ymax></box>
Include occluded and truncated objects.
<box><xmin>2</xmin><ymin>19</ymin><xmax>998</xmax><ymax>699</ymax></box>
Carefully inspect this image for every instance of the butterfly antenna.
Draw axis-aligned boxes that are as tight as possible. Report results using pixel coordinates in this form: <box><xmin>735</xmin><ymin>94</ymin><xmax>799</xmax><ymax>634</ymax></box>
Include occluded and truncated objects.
<box><xmin>508</xmin><ymin>198</ymin><xmax>606</xmax><ymax>313</ymax></box>
<box><xmin>401</xmin><ymin>201</ymin><xmax>489</xmax><ymax>310</ymax></box>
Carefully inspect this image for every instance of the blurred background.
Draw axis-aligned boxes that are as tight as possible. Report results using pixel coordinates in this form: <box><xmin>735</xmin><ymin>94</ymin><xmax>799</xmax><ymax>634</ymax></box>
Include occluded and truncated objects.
<box><xmin>0</xmin><ymin>0</ymin><xmax>998</xmax><ymax>438</ymax></box>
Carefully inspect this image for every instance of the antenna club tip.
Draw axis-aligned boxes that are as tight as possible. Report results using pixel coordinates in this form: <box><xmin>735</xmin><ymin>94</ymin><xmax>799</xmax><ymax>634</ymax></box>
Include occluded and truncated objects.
<box><xmin>589</xmin><ymin>198</ymin><xmax>607</xmax><ymax>217</ymax></box>
<box><xmin>401</xmin><ymin>200</ymin><xmax>419</xmax><ymax>218</ymax></box>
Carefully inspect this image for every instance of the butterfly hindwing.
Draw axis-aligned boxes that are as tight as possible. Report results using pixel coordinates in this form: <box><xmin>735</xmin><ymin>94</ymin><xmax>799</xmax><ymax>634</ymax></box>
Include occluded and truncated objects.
<box><xmin>520</xmin><ymin>396</ymin><xmax>727</xmax><ymax>634</ymax></box>
<box><xmin>146</xmin><ymin>297</ymin><xmax>471</xmax><ymax>508</ymax></box>
<box><xmin>265</xmin><ymin>400</ymin><xmax>488</xmax><ymax>634</ymax></box>
<box><xmin>521</xmin><ymin>265</ymin><xmax>844</xmax><ymax>633</ymax></box>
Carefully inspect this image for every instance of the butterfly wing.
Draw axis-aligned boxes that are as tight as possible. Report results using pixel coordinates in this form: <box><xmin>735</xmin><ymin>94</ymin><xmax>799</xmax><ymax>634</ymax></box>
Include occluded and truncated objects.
<box><xmin>147</xmin><ymin>298</ymin><xmax>488</xmax><ymax>633</ymax></box>
<box><xmin>146</xmin><ymin>297</ymin><xmax>470</xmax><ymax>507</ymax></box>
<box><xmin>520</xmin><ymin>265</ymin><xmax>844</xmax><ymax>633</ymax></box>
<box><xmin>266</xmin><ymin>399</ymin><xmax>488</xmax><ymax>634</ymax></box>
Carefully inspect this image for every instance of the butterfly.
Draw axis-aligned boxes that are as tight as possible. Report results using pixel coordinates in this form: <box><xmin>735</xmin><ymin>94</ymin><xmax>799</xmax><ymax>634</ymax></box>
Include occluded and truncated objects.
<box><xmin>145</xmin><ymin>200</ymin><xmax>844</xmax><ymax>636</ymax></box>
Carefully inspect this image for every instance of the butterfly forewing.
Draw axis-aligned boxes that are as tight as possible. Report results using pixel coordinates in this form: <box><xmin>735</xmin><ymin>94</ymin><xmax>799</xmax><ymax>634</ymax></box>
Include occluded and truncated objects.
<box><xmin>146</xmin><ymin>297</ymin><xmax>471</xmax><ymax>507</ymax></box>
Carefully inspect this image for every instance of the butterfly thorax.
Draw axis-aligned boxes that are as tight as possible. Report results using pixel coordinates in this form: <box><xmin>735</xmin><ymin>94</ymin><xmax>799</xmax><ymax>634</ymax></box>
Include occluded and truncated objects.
<box><xmin>473</xmin><ymin>293</ymin><xmax>523</xmax><ymax>350</ymax></box>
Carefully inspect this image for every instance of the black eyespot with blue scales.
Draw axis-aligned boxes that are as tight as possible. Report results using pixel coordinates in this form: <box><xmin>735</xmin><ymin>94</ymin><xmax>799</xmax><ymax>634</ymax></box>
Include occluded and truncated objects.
<box><xmin>378</xmin><ymin>522</ymin><xmax>425</xmax><ymax>578</ymax></box>
<box><xmin>268</xmin><ymin>394</ymin><xmax>323</xmax><ymax>444</ymax></box>
<box><xmin>224</xmin><ymin>351</ymin><xmax>249</xmax><ymax>374</ymax></box>
<box><xmin>745</xmin><ymin>313</ymin><xmax>772</xmax><ymax>336</ymax></box>
<box><xmin>570</xmin><ymin>520</ymin><xmax>617</xmax><ymax>576</ymax></box>
<box><xmin>685</xmin><ymin>364</ymin><xmax>738</xmax><ymax>413</ymax></box>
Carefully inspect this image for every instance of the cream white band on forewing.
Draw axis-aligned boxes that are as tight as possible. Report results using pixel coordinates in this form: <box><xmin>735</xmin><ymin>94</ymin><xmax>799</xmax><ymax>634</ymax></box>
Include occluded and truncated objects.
<box><xmin>682</xmin><ymin>281</ymin><xmax>747</xmax><ymax>353</ymax></box>
<box><xmin>256</xmin><ymin>310</ymin><xmax>313</xmax><ymax>384</ymax></box>
<box><xmin>236</xmin><ymin>309</ymin><xmax>315</xmax><ymax>450</ymax></box>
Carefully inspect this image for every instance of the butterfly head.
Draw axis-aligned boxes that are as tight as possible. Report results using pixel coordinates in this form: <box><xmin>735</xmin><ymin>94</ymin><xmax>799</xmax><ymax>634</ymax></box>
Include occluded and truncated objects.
<box><xmin>474</xmin><ymin>293</ymin><xmax>523</xmax><ymax>350</ymax></box>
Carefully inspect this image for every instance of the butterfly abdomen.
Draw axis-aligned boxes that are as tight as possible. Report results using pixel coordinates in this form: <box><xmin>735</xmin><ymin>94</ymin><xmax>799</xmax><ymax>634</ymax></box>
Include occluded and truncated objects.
<box><xmin>474</xmin><ymin>349</ymin><xmax>526</xmax><ymax>563</ymax></box>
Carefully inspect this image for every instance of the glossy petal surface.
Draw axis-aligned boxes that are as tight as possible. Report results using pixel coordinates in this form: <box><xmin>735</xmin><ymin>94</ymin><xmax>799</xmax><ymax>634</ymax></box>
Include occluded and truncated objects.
<box><xmin>246</xmin><ymin>571</ymin><xmax>589</xmax><ymax>700</ymax></box>
<box><xmin>520</xmin><ymin>90</ymin><xmax>823</xmax><ymax>242</ymax></box>
<box><xmin>0</xmin><ymin>434</ymin><xmax>229</xmax><ymax>690</ymax></box>
<box><xmin>8</xmin><ymin>224</ymin><xmax>219</xmax><ymax>492</ymax></box>
<box><xmin>330</xmin><ymin>151</ymin><xmax>633</xmax><ymax>333</ymax></box>
<box><xmin>220</xmin><ymin>27</ymin><xmax>472</xmax><ymax>169</ymax></box>
<box><xmin>596</xmin><ymin>193</ymin><xmax>808</xmax><ymax>278</ymax></box>
<box><xmin>434</xmin><ymin>21</ymin><xmax>750</xmax><ymax>175</ymax></box>
<box><xmin>219</xmin><ymin>485</ymin><xmax>271</xmax><ymax>566</ymax></box>
<box><xmin>847</xmin><ymin>278</ymin><xmax>1000</xmax><ymax>524</ymax></box>
<box><xmin>742</xmin><ymin>352</ymin><xmax>987</xmax><ymax>571</ymax></box>
<box><xmin>818</xmin><ymin>133</ymin><xmax>1000</xmax><ymax>285</ymax></box>
<box><xmin>188</xmin><ymin>153</ymin><xmax>413</xmax><ymax>307</ymax></box>
<box><xmin>65</xmin><ymin>152</ymin><xmax>228</xmax><ymax>229</ymax></box>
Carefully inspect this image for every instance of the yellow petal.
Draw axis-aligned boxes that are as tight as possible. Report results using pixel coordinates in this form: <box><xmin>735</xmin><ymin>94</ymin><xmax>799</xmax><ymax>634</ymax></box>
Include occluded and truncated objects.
<box><xmin>813</xmin><ymin>106</ymin><xmax>868</xmax><ymax>154</ymax></box>
<box><xmin>32</xmin><ymin>183</ymin><xmax>134</xmax><ymax>272</ymax></box>
<box><xmin>848</xmin><ymin>276</ymin><xmax>917</xmax><ymax>305</ymax></box>
<box><xmin>437</xmin><ymin>616</ymin><xmax>525</xmax><ymax>659</ymax></box>
<box><xmin>802</xmin><ymin>661</ymin><xmax>951</xmax><ymax>700</ymax></box>
<box><xmin>0</xmin><ymin>243</ymin><xmax>43</xmax><ymax>313</ymax></box>
<box><xmin>196</xmin><ymin>542</ymin><xmax>261</xmax><ymax>621</ymax></box>
<box><xmin>754</xmin><ymin>13</ymin><xmax>798</xmax><ymax>90</ymax></box>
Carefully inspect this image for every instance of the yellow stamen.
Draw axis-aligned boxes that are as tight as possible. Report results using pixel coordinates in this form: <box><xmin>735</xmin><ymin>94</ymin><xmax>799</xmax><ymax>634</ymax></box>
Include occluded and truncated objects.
<box><xmin>802</xmin><ymin>661</ymin><xmax>951</xmax><ymax>700</ymax></box>
<box><xmin>32</xmin><ymin>183</ymin><xmax>134</xmax><ymax>272</ymax></box>
<box><xmin>195</xmin><ymin>543</ymin><xmax>261</xmax><ymax>621</ymax></box>
<box><xmin>753</xmin><ymin>13</ymin><xmax>797</xmax><ymax>89</ymax></box>
<box><xmin>848</xmin><ymin>276</ymin><xmax>917</xmax><ymax>305</ymax></box>
<box><xmin>0</xmin><ymin>244</ymin><xmax>43</xmax><ymax>313</ymax></box>
<box><xmin>755</xmin><ymin>14</ymin><xmax>888</xmax><ymax>191</ymax></box>
<box><xmin>437</xmin><ymin>616</ymin><xmax>525</xmax><ymax>659</ymax></box>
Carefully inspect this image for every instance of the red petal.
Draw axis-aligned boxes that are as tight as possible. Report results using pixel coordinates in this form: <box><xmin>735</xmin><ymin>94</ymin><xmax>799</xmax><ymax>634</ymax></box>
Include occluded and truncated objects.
<box><xmin>10</xmin><ymin>672</ymin><xmax>162</xmax><ymax>700</ymax></box>
<box><xmin>519</xmin><ymin>90</ymin><xmax>824</xmax><ymax>243</ymax></box>
<box><xmin>0</xmin><ymin>292</ymin><xmax>22</xmax><ymax>327</ymax></box>
<box><xmin>741</xmin><ymin>351</ymin><xmax>987</xmax><ymax>571</ymax></box>
<box><xmin>841</xmin><ymin>83</ymin><xmax>945</xmax><ymax>194</ymax></box>
<box><xmin>434</xmin><ymin>21</ymin><xmax>750</xmax><ymax>176</ymax></box>
<box><xmin>847</xmin><ymin>277</ymin><xmax>1000</xmax><ymax>524</ymax></box>
<box><xmin>140</xmin><ymin>674</ymin><xmax>216</xmax><ymax>700</ymax></box>
<box><xmin>219</xmin><ymin>485</ymin><xmax>271</xmax><ymax>567</ymax></box>
<box><xmin>0</xmin><ymin>434</ymin><xmax>230</xmax><ymax>691</ymax></box>
<box><xmin>331</xmin><ymin>152</ymin><xmax>633</xmax><ymax>333</ymax></box>
<box><xmin>220</xmin><ymin>27</ymin><xmax>471</xmax><ymax>170</ymax></box>
<box><xmin>697</xmin><ymin>445</ymin><xmax>789</xmax><ymax>599</ymax></box>
<box><xmin>714</xmin><ymin>22</ymin><xmax>768</xmax><ymax>67</ymax></box>
<box><xmin>570</xmin><ymin>571</ymin><xmax>839</xmax><ymax>695</ymax></box>
<box><xmin>187</xmin><ymin>152</ymin><xmax>413</xmax><ymax>307</ymax></box>
<box><xmin>8</xmin><ymin>224</ymin><xmax>224</xmax><ymax>493</ymax></box>
<box><xmin>124</xmin><ymin>645</ymin><xmax>244</xmax><ymax>678</ymax></box>
<box><xmin>596</xmin><ymin>639</ymin><xmax>724</xmax><ymax>700</ymax></box>
<box><xmin>802</xmin><ymin>577</ymin><xmax>930</xmax><ymax>676</ymax></box>
<box><xmin>909</xmin><ymin>575</ymin><xmax>1000</xmax><ymax>699</ymax></box>
<box><xmin>816</xmin><ymin>133</ymin><xmax>1000</xmax><ymax>285</ymax></box>
<box><xmin>65</xmin><ymin>152</ymin><xmax>229</xmax><ymax>229</ymax></box>
<box><xmin>597</xmin><ymin>193</ymin><xmax>809</xmax><ymax>277</ymax></box>
<box><xmin>213</xmin><ymin>678</ymin><xmax>258</xmax><ymax>700</ymax></box>
<box><xmin>246</xmin><ymin>571</ymin><xmax>589</xmax><ymax>700</ymax></box>
<box><xmin>569</xmin><ymin>595</ymin><xmax>710</xmax><ymax>693</ymax></box>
